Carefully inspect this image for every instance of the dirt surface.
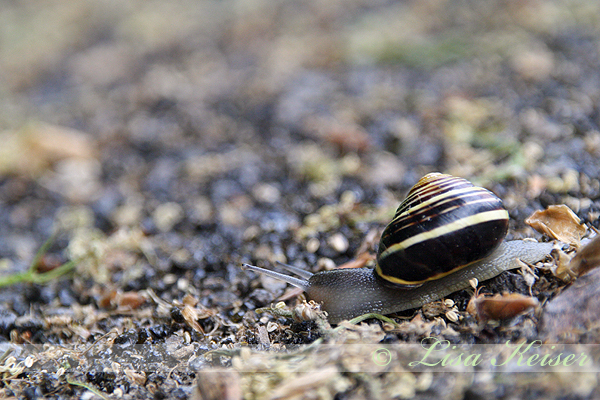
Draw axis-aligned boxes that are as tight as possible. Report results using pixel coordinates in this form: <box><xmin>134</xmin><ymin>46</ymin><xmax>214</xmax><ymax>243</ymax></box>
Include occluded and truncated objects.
<box><xmin>1</xmin><ymin>0</ymin><xmax>600</xmax><ymax>399</ymax></box>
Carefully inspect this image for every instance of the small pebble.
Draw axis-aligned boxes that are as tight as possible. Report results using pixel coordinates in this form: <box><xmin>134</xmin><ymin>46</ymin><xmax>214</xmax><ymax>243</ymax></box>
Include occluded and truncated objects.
<box><xmin>163</xmin><ymin>274</ymin><xmax>177</xmax><ymax>285</ymax></box>
<box><xmin>327</xmin><ymin>233</ymin><xmax>349</xmax><ymax>253</ymax></box>
<box><xmin>511</xmin><ymin>47</ymin><xmax>555</xmax><ymax>82</ymax></box>
<box><xmin>252</xmin><ymin>183</ymin><xmax>281</xmax><ymax>203</ymax></box>
<box><xmin>306</xmin><ymin>237</ymin><xmax>320</xmax><ymax>253</ymax></box>
<box><xmin>177</xmin><ymin>278</ymin><xmax>189</xmax><ymax>291</ymax></box>
<box><xmin>152</xmin><ymin>202</ymin><xmax>184</xmax><ymax>232</ymax></box>
<box><xmin>317</xmin><ymin>257</ymin><xmax>336</xmax><ymax>271</ymax></box>
<box><xmin>191</xmin><ymin>196</ymin><xmax>214</xmax><ymax>224</ymax></box>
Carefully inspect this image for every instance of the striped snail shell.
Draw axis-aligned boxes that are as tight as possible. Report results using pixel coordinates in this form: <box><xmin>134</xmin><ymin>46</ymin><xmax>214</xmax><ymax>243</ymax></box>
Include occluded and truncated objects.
<box><xmin>242</xmin><ymin>173</ymin><xmax>553</xmax><ymax>323</ymax></box>
<box><xmin>376</xmin><ymin>173</ymin><xmax>509</xmax><ymax>286</ymax></box>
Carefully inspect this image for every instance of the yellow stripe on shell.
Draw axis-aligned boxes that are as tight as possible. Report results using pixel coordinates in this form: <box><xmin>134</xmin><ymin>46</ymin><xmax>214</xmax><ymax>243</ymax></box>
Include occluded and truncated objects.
<box><xmin>377</xmin><ymin>208</ymin><xmax>509</xmax><ymax>285</ymax></box>
<box><xmin>391</xmin><ymin>186</ymin><xmax>494</xmax><ymax>224</ymax></box>
<box><xmin>376</xmin><ymin>257</ymin><xmax>467</xmax><ymax>286</ymax></box>
<box><xmin>400</xmin><ymin>183</ymin><xmax>487</xmax><ymax>212</ymax></box>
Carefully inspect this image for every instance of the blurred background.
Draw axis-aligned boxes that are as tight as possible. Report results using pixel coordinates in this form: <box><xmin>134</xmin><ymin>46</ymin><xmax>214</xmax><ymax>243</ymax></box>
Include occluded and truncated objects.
<box><xmin>1</xmin><ymin>0</ymin><xmax>600</xmax><ymax>397</ymax></box>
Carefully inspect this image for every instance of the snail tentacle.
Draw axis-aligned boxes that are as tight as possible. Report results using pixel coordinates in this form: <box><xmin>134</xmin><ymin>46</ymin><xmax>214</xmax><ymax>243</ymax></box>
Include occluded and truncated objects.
<box><xmin>275</xmin><ymin>261</ymin><xmax>314</xmax><ymax>280</ymax></box>
<box><xmin>242</xmin><ymin>263</ymin><xmax>310</xmax><ymax>292</ymax></box>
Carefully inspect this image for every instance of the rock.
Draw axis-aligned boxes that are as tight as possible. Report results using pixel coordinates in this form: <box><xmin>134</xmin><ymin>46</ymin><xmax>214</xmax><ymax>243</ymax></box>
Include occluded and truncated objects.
<box><xmin>540</xmin><ymin>268</ymin><xmax>600</xmax><ymax>343</ymax></box>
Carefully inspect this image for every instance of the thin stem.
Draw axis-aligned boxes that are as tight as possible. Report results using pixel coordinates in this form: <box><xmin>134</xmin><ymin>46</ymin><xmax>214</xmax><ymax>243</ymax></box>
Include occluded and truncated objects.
<box><xmin>0</xmin><ymin>236</ymin><xmax>75</xmax><ymax>287</ymax></box>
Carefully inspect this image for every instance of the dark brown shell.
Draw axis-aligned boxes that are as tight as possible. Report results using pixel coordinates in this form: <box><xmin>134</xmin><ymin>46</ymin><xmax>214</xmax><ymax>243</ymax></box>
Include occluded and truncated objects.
<box><xmin>376</xmin><ymin>173</ymin><xmax>509</xmax><ymax>285</ymax></box>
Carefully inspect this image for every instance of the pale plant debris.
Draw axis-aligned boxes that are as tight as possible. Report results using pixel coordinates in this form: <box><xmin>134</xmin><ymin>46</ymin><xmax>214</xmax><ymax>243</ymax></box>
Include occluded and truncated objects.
<box><xmin>421</xmin><ymin>299</ymin><xmax>460</xmax><ymax>323</ymax></box>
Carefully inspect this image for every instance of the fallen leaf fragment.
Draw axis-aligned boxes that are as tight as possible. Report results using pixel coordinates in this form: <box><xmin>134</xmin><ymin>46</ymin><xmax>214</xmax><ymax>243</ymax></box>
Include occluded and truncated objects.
<box><xmin>567</xmin><ymin>235</ymin><xmax>600</xmax><ymax>277</ymax></box>
<box><xmin>181</xmin><ymin>304</ymin><xmax>213</xmax><ymax>333</ymax></box>
<box><xmin>467</xmin><ymin>292</ymin><xmax>538</xmax><ymax>323</ymax></box>
<box><xmin>118</xmin><ymin>291</ymin><xmax>146</xmax><ymax>309</ymax></box>
<box><xmin>552</xmin><ymin>245</ymin><xmax>576</xmax><ymax>282</ymax></box>
<box><xmin>0</xmin><ymin>123</ymin><xmax>95</xmax><ymax>177</ymax></box>
<box><xmin>525</xmin><ymin>205</ymin><xmax>586</xmax><ymax>246</ymax></box>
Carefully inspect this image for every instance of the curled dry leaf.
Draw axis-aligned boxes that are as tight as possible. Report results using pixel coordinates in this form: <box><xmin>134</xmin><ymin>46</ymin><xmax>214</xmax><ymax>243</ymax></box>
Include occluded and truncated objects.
<box><xmin>98</xmin><ymin>289</ymin><xmax>147</xmax><ymax>309</ymax></box>
<box><xmin>181</xmin><ymin>304</ymin><xmax>215</xmax><ymax>334</ymax></box>
<box><xmin>0</xmin><ymin>123</ymin><xmax>95</xmax><ymax>176</ymax></box>
<box><xmin>525</xmin><ymin>205</ymin><xmax>586</xmax><ymax>246</ymax></box>
<box><xmin>118</xmin><ymin>291</ymin><xmax>147</xmax><ymax>309</ymax></box>
<box><xmin>553</xmin><ymin>245</ymin><xmax>578</xmax><ymax>282</ymax></box>
<box><xmin>567</xmin><ymin>235</ymin><xmax>600</xmax><ymax>278</ymax></box>
<box><xmin>467</xmin><ymin>291</ymin><xmax>539</xmax><ymax>323</ymax></box>
<box><xmin>182</xmin><ymin>293</ymin><xmax>199</xmax><ymax>307</ymax></box>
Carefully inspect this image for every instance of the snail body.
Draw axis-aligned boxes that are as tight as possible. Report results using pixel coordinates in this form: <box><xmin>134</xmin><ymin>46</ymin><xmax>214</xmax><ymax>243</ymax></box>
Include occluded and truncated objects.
<box><xmin>243</xmin><ymin>173</ymin><xmax>553</xmax><ymax>323</ymax></box>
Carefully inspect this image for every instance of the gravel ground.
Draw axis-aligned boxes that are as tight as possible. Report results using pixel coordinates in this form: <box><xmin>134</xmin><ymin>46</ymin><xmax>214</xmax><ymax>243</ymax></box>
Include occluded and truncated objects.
<box><xmin>1</xmin><ymin>0</ymin><xmax>600</xmax><ymax>399</ymax></box>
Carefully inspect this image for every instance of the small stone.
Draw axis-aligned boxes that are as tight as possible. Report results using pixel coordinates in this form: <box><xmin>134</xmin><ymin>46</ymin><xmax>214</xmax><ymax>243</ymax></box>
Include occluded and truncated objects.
<box><xmin>317</xmin><ymin>257</ymin><xmax>336</xmax><ymax>271</ymax></box>
<box><xmin>163</xmin><ymin>274</ymin><xmax>177</xmax><ymax>285</ymax></box>
<box><xmin>112</xmin><ymin>197</ymin><xmax>144</xmax><ymax>226</ymax></box>
<box><xmin>540</xmin><ymin>267</ymin><xmax>600</xmax><ymax>342</ymax></box>
<box><xmin>152</xmin><ymin>202</ymin><xmax>184</xmax><ymax>232</ymax></box>
<box><xmin>306</xmin><ymin>237</ymin><xmax>320</xmax><ymax>253</ymax></box>
<box><xmin>252</xmin><ymin>183</ymin><xmax>281</xmax><ymax>204</ymax></box>
<box><xmin>327</xmin><ymin>233</ymin><xmax>349</xmax><ymax>253</ymax></box>
<box><xmin>191</xmin><ymin>196</ymin><xmax>214</xmax><ymax>224</ymax></box>
<box><xmin>511</xmin><ymin>47</ymin><xmax>554</xmax><ymax>81</ymax></box>
<box><xmin>177</xmin><ymin>278</ymin><xmax>189</xmax><ymax>291</ymax></box>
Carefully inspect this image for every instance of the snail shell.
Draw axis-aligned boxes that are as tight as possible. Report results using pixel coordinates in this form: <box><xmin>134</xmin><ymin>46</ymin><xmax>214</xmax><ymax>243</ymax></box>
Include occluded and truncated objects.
<box><xmin>377</xmin><ymin>173</ymin><xmax>509</xmax><ymax>286</ymax></box>
<box><xmin>242</xmin><ymin>173</ymin><xmax>553</xmax><ymax>323</ymax></box>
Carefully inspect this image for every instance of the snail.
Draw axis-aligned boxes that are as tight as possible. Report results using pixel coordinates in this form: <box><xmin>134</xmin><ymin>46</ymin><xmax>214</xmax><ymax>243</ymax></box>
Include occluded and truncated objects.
<box><xmin>243</xmin><ymin>173</ymin><xmax>554</xmax><ymax>323</ymax></box>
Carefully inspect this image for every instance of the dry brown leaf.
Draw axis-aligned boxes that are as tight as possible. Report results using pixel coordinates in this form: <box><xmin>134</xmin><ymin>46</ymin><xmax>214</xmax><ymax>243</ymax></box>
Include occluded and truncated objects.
<box><xmin>117</xmin><ymin>291</ymin><xmax>146</xmax><ymax>309</ymax></box>
<box><xmin>467</xmin><ymin>291</ymin><xmax>538</xmax><ymax>322</ymax></box>
<box><xmin>0</xmin><ymin>123</ymin><xmax>95</xmax><ymax>176</ymax></box>
<box><xmin>567</xmin><ymin>235</ymin><xmax>600</xmax><ymax>277</ymax></box>
<box><xmin>182</xmin><ymin>293</ymin><xmax>199</xmax><ymax>307</ymax></box>
<box><xmin>552</xmin><ymin>245</ymin><xmax>576</xmax><ymax>282</ymax></box>
<box><xmin>525</xmin><ymin>204</ymin><xmax>586</xmax><ymax>245</ymax></box>
<box><xmin>181</xmin><ymin>305</ymin><xmax>205</xmax><ymax>333</ymax></box>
